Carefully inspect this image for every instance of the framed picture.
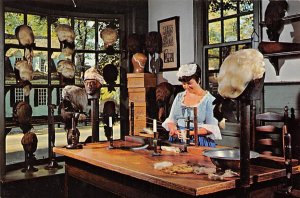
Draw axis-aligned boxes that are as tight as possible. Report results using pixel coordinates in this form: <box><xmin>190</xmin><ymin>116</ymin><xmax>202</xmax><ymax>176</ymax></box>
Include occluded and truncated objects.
<box><xmin>158</xmin><ymin>16</ymin><xmax>180</xmax><ymax>71</ymax></box>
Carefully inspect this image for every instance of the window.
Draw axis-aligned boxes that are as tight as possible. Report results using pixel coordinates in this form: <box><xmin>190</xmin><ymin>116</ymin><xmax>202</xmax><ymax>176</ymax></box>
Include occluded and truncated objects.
<box><xmin>204</xmin><ymin>0</ymin><xmax>255</xmax><ymax>121</ymax></box>
<box><xmin>37</xmin><ymin>88</ymin><xmax>47</xmax><ymax>105</ymax></box>
<box><xmin>15</xmin><ymin>88</ymin><xmax>24</xmax><ymax>102</ymax></box>
<box><xmin>4</xmin><ymin>10</ymin><xmax>123</xmax><ymax>166</ymax></box>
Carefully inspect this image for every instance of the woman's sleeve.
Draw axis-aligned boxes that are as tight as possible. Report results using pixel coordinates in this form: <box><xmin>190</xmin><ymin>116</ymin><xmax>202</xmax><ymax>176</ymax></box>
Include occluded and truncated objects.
<box><xmin>162</xmin><ymin>94</ymin><xmax>180</xmax><ymax>131</ymax></box>
<box><xmin>201</xmin><ymin>95</ymin><xmax>222</xmax><ymax>140</ymax></box>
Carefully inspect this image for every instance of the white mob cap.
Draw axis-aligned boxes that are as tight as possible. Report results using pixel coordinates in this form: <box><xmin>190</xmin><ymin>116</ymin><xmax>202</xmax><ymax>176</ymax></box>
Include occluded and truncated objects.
<box><xmin>176</xmin><ymin>63</ymin><xmax>197</xmax><ymax>78</ymax></box>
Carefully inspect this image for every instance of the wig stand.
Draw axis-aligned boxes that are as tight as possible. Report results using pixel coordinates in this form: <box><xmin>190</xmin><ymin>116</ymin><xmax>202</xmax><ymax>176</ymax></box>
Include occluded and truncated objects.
<box><xmin>45</xmin><ymin>104</ymin><xmax>62</xmax><ymax>169</ymax></box>
<box><xmin>89</xmin><ymin>90</ymin><xmax>100</xmax><ymax>142</ymax></box>
<box><xmin>66</xmin><ymin>113</ymin><xmax>83</xmax><ymax>149</ymax></box>
<box><xmin>22</xmin><ymin>151</ymin><xmax>38</xmax><ymax>173</ymax></box>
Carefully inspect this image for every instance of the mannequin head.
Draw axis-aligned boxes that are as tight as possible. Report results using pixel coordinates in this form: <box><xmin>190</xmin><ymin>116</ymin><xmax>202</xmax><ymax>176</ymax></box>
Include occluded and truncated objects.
<box><xmin>84</xmin><ymin>79</ymin><xmax>102</xmax><ymax>95</ymax></box>
<box><xmin>132</xmin><ymin>53</ymin><xmax>147</xmax><ymax>73</ymax></box>
<box><xmin>84</xmin><ymin>67</ymin><xmax>104</xmax><ymax>95</ymax></box>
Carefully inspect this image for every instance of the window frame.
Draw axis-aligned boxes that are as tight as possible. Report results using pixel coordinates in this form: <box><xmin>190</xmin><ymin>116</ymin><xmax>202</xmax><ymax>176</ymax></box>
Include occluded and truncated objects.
<box><xmin>3</xmin><ymin>7</ymin><xmax>125</xmax><ymax>169</ymax></box>
<box><xmin>194</xmin><ymin>0</ymin><xmax>261</xmax><ymax>124</ymax></box>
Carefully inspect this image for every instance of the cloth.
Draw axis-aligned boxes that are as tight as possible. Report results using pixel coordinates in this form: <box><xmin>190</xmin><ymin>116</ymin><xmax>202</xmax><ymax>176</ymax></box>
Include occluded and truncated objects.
<box><xmin>162</xmin><ymin>91</ymin><xmax>222</xmax><ymax>147</ymax></box>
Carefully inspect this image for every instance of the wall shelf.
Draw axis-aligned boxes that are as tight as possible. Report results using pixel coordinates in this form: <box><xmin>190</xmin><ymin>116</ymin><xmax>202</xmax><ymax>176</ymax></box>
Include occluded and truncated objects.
<box><xmin>260</xmin><ymin>13</ymin><xmax>300</xmax><ymax>26</ymax></box>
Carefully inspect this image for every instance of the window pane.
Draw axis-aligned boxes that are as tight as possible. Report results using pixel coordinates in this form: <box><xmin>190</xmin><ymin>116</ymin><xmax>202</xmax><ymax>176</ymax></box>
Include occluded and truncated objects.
<box><xmin>5</xmin><ymin>12</ymin><xmax>24</xmax><ymax>45</ymax></box>
<box><xmin>27</xmin><ymin>14</ymin><xmax>48</xmax><ymax>48</ymax></box>
<box><xmin>6</xmin><ymin>129</ymin><xmax>24</xmax><ymax>165</ymax></box>
<box><xmin>51</xmin><ymin>17</ymin><xmax>72</xmax><ymax>49</ymax></box>
<box><xmin>32</xmin><ymin>51</ymin><xmax>48</xmax><ymax>84</ymax></box>
<box><xmin>50</xmin><ymin>52</ymin><xmax>73</xmax><ymax>84</ymax></box>
<box><xmin>209</xmin><ymin>21</ymin><xmax>221</xmax><ymax>44</ymax></box>
<box><xmin>32</xmin><ymin>90</ymin><xmax>48</xmax><ymax>116</ymax></box>
<box><xmin>75</xmin><ymin>19</ymin><xmax>96</xmax><ymax>50</ymax></box>
<box><xmin>240</xmin><ymin>14</ymin><xmax>253</xmax><ymax>40</ymax></box>
<box><xmin>223</xmin><ymin>0</ymin><xmax>237</xmax><ymax>17</ymax></box>
<box><xmin>100</xmin><ymin>87</ymin><xmax>121</xmax><ymax>141</ymax></box>
<box><xmin>6</xmin><ymin>126</ymin><xmax>52</xmax><ymax>165</ymax></box>
<box><xmin>38</xmin><ymin>88</ymin><xmax>47</xmax><ymax>105</ymax></box>
<box><xmin>98</xmin><ymin>53</ymin><xmax>121</xmax><ymax>70</ymax></box>
<box><xmin>5</xmin><ymin>48</ymin><xmax>22</xmax><ymax>84</ymax></box>
<box><xmin>240</xmin><ymin>0</ymin><xmax>253</xmax><ymax>12</ymax></box>
<box><xmin>208</xmin><ymin>48</ymin><xmax>220</xmax><ymax>71</ymax></box>
<box><xmin>221</xmin><ymin>45</ymin><xmax>235</xmax><ymax>61</ymax></box>
<box><xmin>5</xmin><ymin>10</ymin><xmax>123</xmax><ymax>167</ymax></box>
<box><xmin>238</xmin><ymin>43</ymin><xmax>251</xmax><ymax>50</ymax></box>
<box><xmin>208</xmin><ymin>0</ymin><xmax>221</xmax><ymax>20</ymax></box>
<box><xmin>74</xmin><ymin>53</ymin><xmax>96</xmax><ymax>85</ymax></box>
<box><xmin>224</xmin><ymin>18</ymin><xmax>237</xmax><ymax>42</ymax></box>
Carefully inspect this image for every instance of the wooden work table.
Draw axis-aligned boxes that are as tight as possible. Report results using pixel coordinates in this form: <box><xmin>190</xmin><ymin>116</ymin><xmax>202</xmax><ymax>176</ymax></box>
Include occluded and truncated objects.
<box><xmin>54</xmin><ymin>141</ymin><xmax>300</xmax><ymax>198</ymax></box>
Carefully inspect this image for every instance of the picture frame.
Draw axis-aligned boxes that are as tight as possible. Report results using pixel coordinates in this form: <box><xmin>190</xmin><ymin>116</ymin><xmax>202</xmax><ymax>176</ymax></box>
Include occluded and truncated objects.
<box><xmin>158</xmin><ymin>16</ymin><xmax>180</xmax><ymax>71</ymax></box>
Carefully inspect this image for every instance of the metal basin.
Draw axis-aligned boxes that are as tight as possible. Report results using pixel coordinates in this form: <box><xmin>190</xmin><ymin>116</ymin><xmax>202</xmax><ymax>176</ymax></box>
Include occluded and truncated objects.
<box><xmin>202</xmin><ymin>148</ymin><xmax>260</xmax><ymax>171</ymax></box>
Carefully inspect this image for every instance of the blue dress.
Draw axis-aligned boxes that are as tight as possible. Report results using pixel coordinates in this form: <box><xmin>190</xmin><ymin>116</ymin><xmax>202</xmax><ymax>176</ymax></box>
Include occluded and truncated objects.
<box><xmin>162</xmin><ymin>91</ymin><xmax>222</xmax><ymax>147</ymax></box>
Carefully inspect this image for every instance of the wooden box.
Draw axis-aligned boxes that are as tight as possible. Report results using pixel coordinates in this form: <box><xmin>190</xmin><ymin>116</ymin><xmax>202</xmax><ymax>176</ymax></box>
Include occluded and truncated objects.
<box><xmin>127</xmin><ymin>73</ymin><xmax>156</xmax><ymax>136</ymax></box>
<box><xmin>127</xmin><ymin>73</ymin><xmax>156</xmax><ymax>88</ymax></box>
<box><xmin>129</xmin><ymin>102</ymin><xmax>147</xmax><ymax>135</ymax></box>
<box><xmin>130</xmin><ymin>102</ymin><xmax>147</xmax><ymax>120</ymax></box>
<box><xmin>128</xmin><ymin>88</ymin><xmax>147</xmax><ymax>102</ymax></box>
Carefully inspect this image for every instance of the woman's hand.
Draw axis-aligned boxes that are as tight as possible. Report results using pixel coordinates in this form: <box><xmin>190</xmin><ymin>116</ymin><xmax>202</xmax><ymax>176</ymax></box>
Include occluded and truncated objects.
<box><xmin>169</xmin><ymin>129</ymin><xmax>179</xmax><ymax>137</ymax></box>
<box><xmin>167</xmin><ymin>122</ymin><xmax>178</xmax><ymax>137</ymax></box>
<box><xmin>190</xmin><ymin>127</ymin><xmax>208</xmax><ymax>135</ymax></box>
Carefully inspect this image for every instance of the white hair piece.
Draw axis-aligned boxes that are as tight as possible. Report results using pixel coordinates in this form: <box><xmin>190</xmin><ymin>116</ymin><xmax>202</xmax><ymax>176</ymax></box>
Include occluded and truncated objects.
<box><xmin>84</xmin><ymin>67</ymin><xmax>104</xmax><ymax>84</ymax></box>
<box><xmin>176</xmin><ymin>63</ymin><xmax>197</xmax><ymax>78</ymax></box>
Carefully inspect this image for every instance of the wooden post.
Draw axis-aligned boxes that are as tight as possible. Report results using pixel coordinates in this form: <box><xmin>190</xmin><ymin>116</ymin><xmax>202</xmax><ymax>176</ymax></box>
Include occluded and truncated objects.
<box><xmin>130</xmin><ymin>102</ymin><xmax>134</xmax><ymax>136</ymax></box>
<box><xmin>91</xmin><ymin>98</ymin><xmax>100</xmax><ymax>142</ymax></box>
<box><xmin>193</xmin><ymin>107</ymin><xmax>198</xmax><ymax>146</ymax></box>
<box><xmin>250</xmin><ymin>100</ymin><xmax>256</xmax><ymax>150</ymax></box>
<box><xmin>88</xmin><ymin>89</ymin><xmax>100</xmax><ymax>142</ymax></box>
<box><xmin>0</xmin><ymin>0</ymin><xmax>5</xmax><ymax>182</ymax></box>
<box><xmin>240</xmin><ymin>99</ymin><xmax>251</xmax><ymax>198</ymax></box>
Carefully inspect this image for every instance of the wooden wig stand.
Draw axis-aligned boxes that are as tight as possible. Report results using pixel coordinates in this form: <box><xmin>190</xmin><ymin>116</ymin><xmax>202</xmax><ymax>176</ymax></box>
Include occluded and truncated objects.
<box><xmin>238</xmin><ymin>77</ymin><xmax>264</xmax><ymax>198</ymax></box>
<box><xmin>89</xmin><ymin>90</ymin><xmax>100</xmax><ymax>142</ymax></box>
